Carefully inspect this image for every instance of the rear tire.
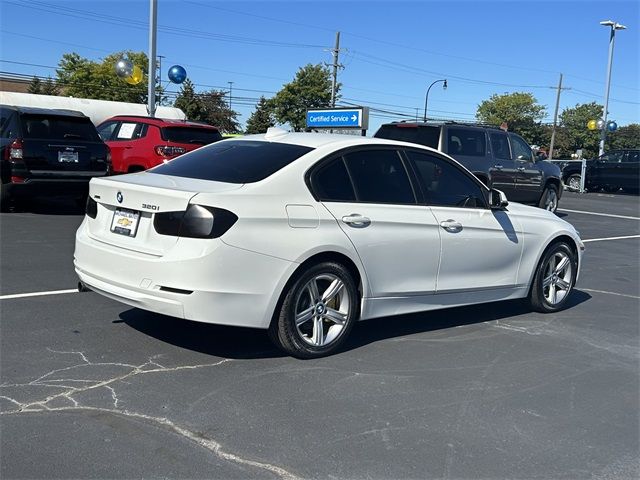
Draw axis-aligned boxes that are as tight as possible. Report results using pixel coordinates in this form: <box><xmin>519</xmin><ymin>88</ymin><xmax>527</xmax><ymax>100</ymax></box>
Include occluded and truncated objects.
<box><xmin>566</xmin><ymin>174</ymin><xmax>581</xmax><ymax>192</ymax></box>
<box><xmin>528</xmin><ymin>241</ymin><xmax>577</xmax><ymax>313</ymax></box>
<box><xmin>268</xmin><ymin>262</ymin><xmax>359</xmax><ymax>359</ymax></box>
<box><xmin>538</xmin><ymin>184</ymin><xmax>559</xmax><ymax>212</ymax></box>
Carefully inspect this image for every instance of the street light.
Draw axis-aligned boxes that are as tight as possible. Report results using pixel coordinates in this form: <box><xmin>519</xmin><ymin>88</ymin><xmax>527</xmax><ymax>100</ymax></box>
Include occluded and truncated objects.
<box><xmin>598</xmin><ymin>19</ymin><xmax>626</xmax><ymax>156</ymax></box>
<box><xmin>423</xmin><ymin>79</ymin><xmax>447</xmax><ymax>122</ymax></box>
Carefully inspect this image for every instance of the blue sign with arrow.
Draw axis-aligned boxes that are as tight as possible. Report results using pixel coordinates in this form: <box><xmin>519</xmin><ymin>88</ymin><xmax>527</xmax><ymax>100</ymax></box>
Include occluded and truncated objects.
<box><xmin>306</xmin><ymin>107</ymin><xmax>369</xmax><ymax>129</ymax></box>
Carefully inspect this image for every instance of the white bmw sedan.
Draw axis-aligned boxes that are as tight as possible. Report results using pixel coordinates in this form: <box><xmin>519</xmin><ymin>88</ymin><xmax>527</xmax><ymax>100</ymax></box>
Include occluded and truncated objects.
<box><xmin>75</xmin><ymin>129</ymin><xmax>584</xmax><ymax>358</ymax></box>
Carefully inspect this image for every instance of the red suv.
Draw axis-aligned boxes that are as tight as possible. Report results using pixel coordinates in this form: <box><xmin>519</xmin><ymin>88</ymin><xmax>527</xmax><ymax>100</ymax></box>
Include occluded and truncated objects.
<box><xmin>96</xmin><ymin>115</ymin><xmax>222</xmax><ymax>174</ymax></box>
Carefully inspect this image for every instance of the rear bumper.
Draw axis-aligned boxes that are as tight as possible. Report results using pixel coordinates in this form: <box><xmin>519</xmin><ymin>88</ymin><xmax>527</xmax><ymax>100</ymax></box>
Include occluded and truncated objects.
<box><xmin>74</xmin><ymin>221</ymin><xmax>297</xmax><ymax>329</ymax></box>
<box><xmin>5</xmin><ymin>171</ymin><xmax>108</xmax><ymax>197</ymax></box>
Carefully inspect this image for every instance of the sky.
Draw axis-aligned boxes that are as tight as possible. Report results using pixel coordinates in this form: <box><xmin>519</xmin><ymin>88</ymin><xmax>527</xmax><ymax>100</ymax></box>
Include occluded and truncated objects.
<box><xmin>1</xmin><ymin>0</ymin><xmax>638</xmax><ymax>134</ymax></box>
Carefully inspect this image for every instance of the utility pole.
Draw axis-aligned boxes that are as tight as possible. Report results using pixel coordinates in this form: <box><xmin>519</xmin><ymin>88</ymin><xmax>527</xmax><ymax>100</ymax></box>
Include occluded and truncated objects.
<box><xmin>228</xmin><ymin>81</ymin><xmax>234</xmax><ymax>111</ymax></box>
<box><xmin>598</xmin><ymin>20</ymin><xmax>626</xmax><ymax>157</ymax></box>
<box><xmin>156</xmin><ymin>54</ymin><xmax>164</xmax><ymax>106</ymax></box>
<box><xmin>548</xmin><ymin>73</ymin><xmax>563</xmax><ymax>161</ymax></box>
<box><xmin>147</xmin><ymin>0</ymin><xmax>158</xmax><ymax>117</ymax></box>
<box><xmin>330</xmin><ymin>31</ymin><xmax>340</xmax><ymax>108</ymax></box>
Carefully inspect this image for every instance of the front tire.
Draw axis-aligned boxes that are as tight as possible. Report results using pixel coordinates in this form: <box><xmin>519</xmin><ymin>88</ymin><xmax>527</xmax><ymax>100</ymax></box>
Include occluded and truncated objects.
<box><xmin>269</xmin><ymin>262</ymin><xmax>359</xmax><ymax>359</ymax></box>
<box><xmin>538</xmin><ymin>184</ymin><xmax>559</xmax><ymax>212</ymax></box>
<box><xmin>528</xmin><ymin>241</ymin><xmax>577</xmax><ymax>313</ymax></box>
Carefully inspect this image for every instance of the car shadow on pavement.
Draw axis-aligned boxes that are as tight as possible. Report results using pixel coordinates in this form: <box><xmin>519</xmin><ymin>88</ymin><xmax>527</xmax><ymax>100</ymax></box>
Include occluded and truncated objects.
<box><xmin>344</xmin><ymin>290</ymin><xmax>591</xmax><ymax>353</ymax></box>
<box><xmin>119</xmin><ymin>290</ymin><xmax>591</xmax><ymax>359</ymax></box>
<box><xmin>119</xmin><ymin>309</ymin><xmax>285</xmax><ymax>360</ymax></box>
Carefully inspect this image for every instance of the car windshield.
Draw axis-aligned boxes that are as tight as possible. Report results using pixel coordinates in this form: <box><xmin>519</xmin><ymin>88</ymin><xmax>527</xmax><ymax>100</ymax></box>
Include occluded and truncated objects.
<box><xmin>21</xmin><ymin>114</ymin><xmax>100</xmax><ymax>141</ymax></box>
<box><xmin>151</xmin><ymin>140</ymin><xmax>314</xmax><ymax>183</ymax></box>
<box><xmin>160</xmin><ymin>126</ymin><xmax>223</xmax><ymax>145</ymax></box>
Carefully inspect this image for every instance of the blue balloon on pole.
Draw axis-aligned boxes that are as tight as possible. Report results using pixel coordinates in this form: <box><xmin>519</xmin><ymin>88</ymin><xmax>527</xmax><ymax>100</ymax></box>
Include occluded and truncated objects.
<box><xmin>168</xmin><ymin>65</ymin><xmax>187</xmax><ymax>84</ymax></box>
<box><xmin>607</xmin><ymin>121</ymin><xmax>617</xmax><ymax>132</ymax></box>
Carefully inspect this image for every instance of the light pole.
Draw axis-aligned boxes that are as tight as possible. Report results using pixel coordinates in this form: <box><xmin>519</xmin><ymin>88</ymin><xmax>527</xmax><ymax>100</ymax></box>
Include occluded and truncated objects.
<box><xmin>423</xmin><ymin>79</ymin><xmax>447</xmax><ymax>122</ymax></box>
<box><xmin>598</xmin><ymin>20</ymin><xmax>626</xmax><ymax>156</ymax></box>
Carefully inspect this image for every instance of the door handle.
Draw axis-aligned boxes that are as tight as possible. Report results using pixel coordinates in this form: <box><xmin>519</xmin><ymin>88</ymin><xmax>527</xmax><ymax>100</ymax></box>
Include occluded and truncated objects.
<box><xmin>517</xmin><ymin>166</ymin><xmax>526</xmax><ymax>172</ymax></box>
<box><xmin>342</xmin><ymin>214</ymin><xmax>371</xmax><ymax>228</ymax></box>
<box><xmin>440</xmin><ymin>219</ymin><xmax>463</xmax><ymax>232</ymax></box>
<box><xmin>493</xmin><ymin>164</ymin><xmax>503</xmax><ymax>170</ymax></box>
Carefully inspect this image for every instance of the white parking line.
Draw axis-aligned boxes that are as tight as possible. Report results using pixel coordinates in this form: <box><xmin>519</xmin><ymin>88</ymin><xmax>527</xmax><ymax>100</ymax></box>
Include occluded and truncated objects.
<box><xmin>0</xmin><ymin>289</ymin><xmax>78</xmax><ymax>300</ymax></box>
<box><xmin>558</xmin><ymin>208</ymin><xmax>640</xmax><ymax>221</ymax></box>
<box><xmin>583</xmin><ymin>235</ymin><xmax>640</xmax><ymax>243</ymax></box>
<box><xmin>582</xmin><ymin>288</ymin><xmax>640</xmax><ymax>300</ymax></box>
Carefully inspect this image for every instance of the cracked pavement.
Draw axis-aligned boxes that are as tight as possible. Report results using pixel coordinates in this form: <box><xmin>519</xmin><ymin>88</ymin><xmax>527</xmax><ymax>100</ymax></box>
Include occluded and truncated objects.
<box><xmin>1</xmin><ymin>193</ymin><xmax>639</xmax><ymax>479</ymax></box>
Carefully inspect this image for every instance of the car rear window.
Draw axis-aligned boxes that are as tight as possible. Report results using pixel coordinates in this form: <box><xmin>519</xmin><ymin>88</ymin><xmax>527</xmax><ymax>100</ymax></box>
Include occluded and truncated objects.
<box><xmin>20</xmin><ymin>114</ymin><xmax>100</xmax><ymax>141</ymax></box>
<box><xmin>160</xmin><ymin>126</ymin><xmax>223</xmax><ymax>145</ymax></box>
<box><xmin>151</xmin><ymin>140</ymin><xmax>314</xmax><ymax>183</ymax></box>
<box><xmin>374</xmin><ymin>124</ymin><xmax>440</xmax><ymax>148</ymax></box>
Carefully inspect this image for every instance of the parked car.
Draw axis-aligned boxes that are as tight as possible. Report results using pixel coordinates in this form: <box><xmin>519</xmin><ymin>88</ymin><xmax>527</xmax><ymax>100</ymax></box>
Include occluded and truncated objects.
<box><xmin>561</xmin><ymin>149</ymin><xmax>639</xmax><ymax>193</ymax></box>
<box><xmin>75</xmin><ymin>130</ymin><xmax>584</xmax><ymax>358</ymax></box>
<box><xmin>374</xmin><ymin>121</ymin><xmax>563</xmax><ymax>212</ymax></box>
<box><xmin>96</xmin><ymin>115</ymin><xmax>222</xmax><ymax>174</ymax></box>
<box><xmin>1</xmin><ymin>105</ymin><xmax>110</xmax><ymax>211</ymax></box>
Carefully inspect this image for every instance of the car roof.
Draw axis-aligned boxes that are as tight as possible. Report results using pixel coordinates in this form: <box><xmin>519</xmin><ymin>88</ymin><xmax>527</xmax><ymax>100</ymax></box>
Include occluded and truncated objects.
<box><xmin>1</xmin><ymin>105</ymin><xmax>88</xmax><ymax>118</ymax></box>
<box><xmin>241</xmin><ymin>129</ymin><xmax>431</xmax><ymax>149</ymax></box>
<box><xmin>379</xmin><ymin>120</ymin><xmax>505</xmax><ymax>132</ymax></box>
<box><xmin>103</xmin><ymin>115</ymin><xmax>219</xmax><ymax>129</ymax></box>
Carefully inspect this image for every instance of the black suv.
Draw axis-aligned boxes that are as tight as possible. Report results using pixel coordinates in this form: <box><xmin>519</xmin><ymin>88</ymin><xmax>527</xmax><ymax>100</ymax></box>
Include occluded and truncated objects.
<box><xmin>1</xmin><ymin>106</ymin><xmax>110</xmax><ymax>210</ymax></box>
<box><xmin>374</xmin><ymin>122</ymin><xmax>563</xmax><ymax>211</ymax></box>
<box><xmin>561</xmin><ymin>149</ymin><xmax>639</xmax><ymax>193</ymax></box>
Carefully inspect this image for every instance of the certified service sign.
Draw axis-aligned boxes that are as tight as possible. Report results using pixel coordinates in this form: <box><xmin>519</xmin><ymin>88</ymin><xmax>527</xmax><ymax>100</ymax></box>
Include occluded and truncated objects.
<box><xmin>306</xmin><ymin>107</ymin><xmax>369</xmax><ymax>130</ymax></box>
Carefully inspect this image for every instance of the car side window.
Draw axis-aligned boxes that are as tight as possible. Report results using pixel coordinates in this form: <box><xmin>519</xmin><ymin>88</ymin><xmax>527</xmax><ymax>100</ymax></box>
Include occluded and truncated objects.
<box><xmin>510</xmin><ymin>134</ymin><xmax>534</xmax><ymax>162</ymax></box>
<box><xmin>342</xmin><ymin>149</ymin><xmax>416</xmax><ymax>204</ymax></box>
<box><xmin>624</xmin><ymin>151</ymin><xmax>639</xmax><ymax>163</ymax></box>
<box><xmin>490</xmin><ymin>132</ymin><xmax>511</xmax><ymax>160</ymax></box>
<box><xmin>97</xmin><ymin>121</ymin><xmax>119</xmax><ymax>141</ymax></box>
<box><xmin>447</xmin><ymin>128</ymin><xmax>486</xmax><ymax>156</ymax></box>
<box><xmin>312</xmin><ymin>158</ymin><xmax>356</xmax><ymax>202</ymax></box>
<box><xmin>113</xmin><ymin>122</ymin><xmax>147</xmax><ymax>141</ymax></box>
<box><xmin>601</xmin><ymin>152</ymin><xmax>624</xmax><ymax>163</ymax></box>
<box><xmin>0</xmin><ymin>111</ymin><xmax>15</xmax><ymax>138</ymax></box>
<box><xmin>405</xmin><ymin>150</ymin><xmax>487</xmax><ymax>209</ymax></box>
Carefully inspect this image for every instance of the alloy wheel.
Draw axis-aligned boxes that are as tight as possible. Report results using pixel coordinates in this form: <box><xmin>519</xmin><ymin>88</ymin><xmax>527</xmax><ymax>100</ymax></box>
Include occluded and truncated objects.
<box><xmin>294</xmin><ymin>273</ymin><xmax>350</xmax><ymax>347</ymax></box>
<box><xmin>541</xmin><ymin>251</ymin><xmax>573</xmax><ymax>305</ymax></box>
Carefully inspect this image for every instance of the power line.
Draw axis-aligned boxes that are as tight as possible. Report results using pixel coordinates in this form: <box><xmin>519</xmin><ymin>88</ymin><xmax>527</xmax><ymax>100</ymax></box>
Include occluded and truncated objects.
<box><xmin>8</xmin><ymin>0</ymin><xmax>328</xmax><ymax>49</ymax></box>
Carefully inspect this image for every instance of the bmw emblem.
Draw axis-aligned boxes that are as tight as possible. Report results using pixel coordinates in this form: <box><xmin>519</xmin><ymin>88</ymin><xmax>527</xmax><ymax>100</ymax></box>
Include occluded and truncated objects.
<box><xmin>116</xmin><ymin>191</ymin><xmax>123</xmax><ymax>204</ymax></box>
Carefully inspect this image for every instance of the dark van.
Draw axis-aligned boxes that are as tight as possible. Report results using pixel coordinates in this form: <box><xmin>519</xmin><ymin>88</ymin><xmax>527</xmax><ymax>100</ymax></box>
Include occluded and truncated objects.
<box><xmin>1</xmin><ymin>106</ymin><xmax>110</xmax><ymax>211</ymax></box>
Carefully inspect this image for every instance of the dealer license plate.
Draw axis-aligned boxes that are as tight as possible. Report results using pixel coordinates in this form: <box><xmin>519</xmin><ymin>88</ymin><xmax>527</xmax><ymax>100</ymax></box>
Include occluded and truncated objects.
<box><xmin>111</xmin><ymin>208</ymin><xmax>140</xmax><ymax>237</ymax></box>
<box><xmin>58</xmin><ymin>151</ymin><xmax>78</xmax><ymax>163</ymax></box>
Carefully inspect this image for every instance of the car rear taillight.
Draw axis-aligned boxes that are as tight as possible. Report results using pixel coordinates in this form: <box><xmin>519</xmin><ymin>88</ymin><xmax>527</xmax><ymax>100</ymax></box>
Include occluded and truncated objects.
<box><xmin>86</xmin><ymin>197</ymin><xmax>98</xmax><ymax>219</ymax></box>
<box><xmin>5</xmin><ymin>139</ymin><xmax>23</xmax><ymax>160</ymax></box>
<box><xmin>154</xmin><ymin>204</ymin><xmax>237</xmax><ymax>239</ymax></box>
<box><xmin>154</xmin><ymin>145</ymin><xmax>186</xmax><ymax>158</ymax></box>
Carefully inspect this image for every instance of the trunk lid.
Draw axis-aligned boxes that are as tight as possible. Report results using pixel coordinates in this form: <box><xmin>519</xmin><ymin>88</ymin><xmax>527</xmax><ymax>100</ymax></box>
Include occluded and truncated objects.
<box><xmin>87</xmin><ymin>173</ymin><xmax>243</xmax><ymax>255</ymax></box>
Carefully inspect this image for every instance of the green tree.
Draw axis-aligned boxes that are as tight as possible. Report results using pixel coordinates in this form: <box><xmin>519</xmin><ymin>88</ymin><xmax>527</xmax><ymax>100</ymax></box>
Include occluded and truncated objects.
<box><xmin>173</xmin><ymin>79</ymin><xmax>206</xmax><ymax>121</ymax></box>
<box><xmin>554</xmin><ymin>102</ymin><xmax>603</xmax><ymax>159</ymax></box>
<box><xmin>41</xmin><ymin>76</ymin><xmax>60</xmax><ymax>96</ymax></box>
<box><xmin>200</xmin><ymin>90</ymin><xmax>241</xmax><ymax>134</ymax></box>
<box><xmin>245</xmin><ymin>96</ymin><xmax>275</xmax><ymax>134</ymax></box>
<box><xmin>271</xmin><ymin>64</ymin><xmax>335</xmax><ymax>131</ymax></box>
<box><xmin>608</xmin><ymin>124</ymin><xmax>640</xmax><ymax>150</ymax></box>
<box><xmin>56</xmin><ymin>51</ymin><xmax>152</xmax><ymax>103</ymax></box>
<box><xmin>476</xmin><ymin>92</ymin><xmax>546</xmax><ymax>143</ymax></box>
<box><xmin>27</xmin><ymin>77</ymin><xmax>42</xmax><ymax>94</ymax></box>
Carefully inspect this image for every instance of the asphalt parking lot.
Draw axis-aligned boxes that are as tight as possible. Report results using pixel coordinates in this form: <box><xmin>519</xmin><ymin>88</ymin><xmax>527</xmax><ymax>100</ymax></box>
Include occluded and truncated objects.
<box><xmin>1</xmin><ymin>191</ymin><xmax>639</xmax><ymax>479</ymax></box>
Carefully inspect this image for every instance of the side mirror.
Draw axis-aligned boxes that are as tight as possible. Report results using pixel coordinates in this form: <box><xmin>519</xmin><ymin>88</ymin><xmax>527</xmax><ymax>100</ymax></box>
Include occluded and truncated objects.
<box><xmin>490</xmin><ymin>188</ymin><xmax>509</xmax><ymax>209</ymax></box>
